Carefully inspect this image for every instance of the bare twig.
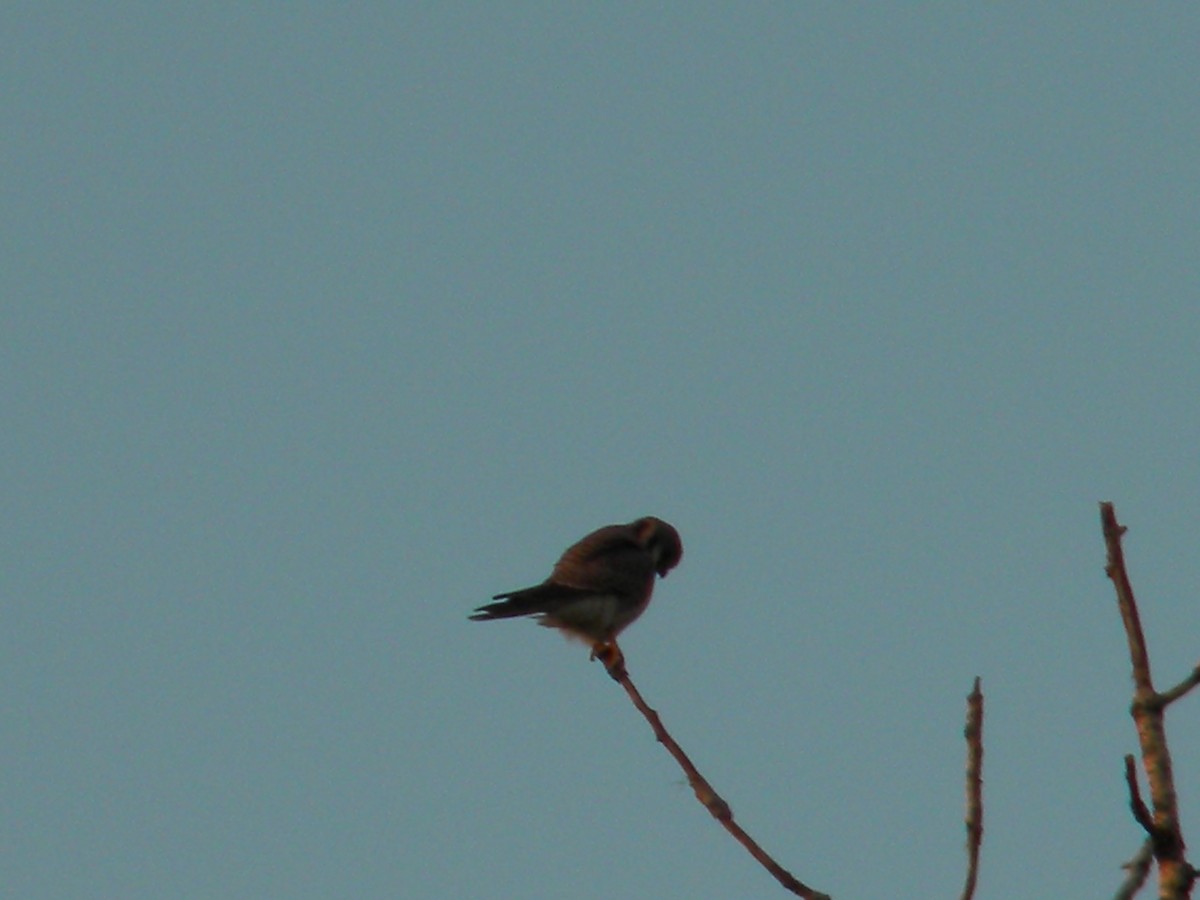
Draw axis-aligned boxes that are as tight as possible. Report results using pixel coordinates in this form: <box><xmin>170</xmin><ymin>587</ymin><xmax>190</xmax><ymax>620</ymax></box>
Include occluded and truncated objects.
<box><xmin>1100</xmin><ymin>502</ymin><xmax>1196</xmax><ymax>897</ymax></box>
<box><xmin>1125</xmin><ymin>754</ymin><xmax>1155</xmax><ymax>835</ymax></box>
<box><xmin>599</xmin><ymin>650</ymin><xmax>830</xmax><ymax>900</ymax></box>
<box><xmin>1157</xmin><ymin>664</ymin><xmax>1200</xmax><ymax>709</ymax></box>
<box><xmin>1114</xmin><ymin>839</ymin><xmax>1155</xmax><ymax>900</ymax></box>
<box><xmin>960</xmin><ymin>676</ymin><xmax>984</xmax><ymax>900</ymax></box>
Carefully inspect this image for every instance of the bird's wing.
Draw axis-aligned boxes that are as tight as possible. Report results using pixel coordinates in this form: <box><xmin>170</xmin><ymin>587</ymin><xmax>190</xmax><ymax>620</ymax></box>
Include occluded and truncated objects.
<box><xmin>549</xmin><ymin>523</ymin><xmax>655</xmax><ymax>594</ymax></box>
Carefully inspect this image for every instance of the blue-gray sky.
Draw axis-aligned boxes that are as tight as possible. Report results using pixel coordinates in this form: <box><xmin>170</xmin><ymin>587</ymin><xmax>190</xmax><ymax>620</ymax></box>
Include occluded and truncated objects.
<box><xmin>5</xmin><ymin>6</ymin><xmax>1199</xmax><ymax>898</ymax></box>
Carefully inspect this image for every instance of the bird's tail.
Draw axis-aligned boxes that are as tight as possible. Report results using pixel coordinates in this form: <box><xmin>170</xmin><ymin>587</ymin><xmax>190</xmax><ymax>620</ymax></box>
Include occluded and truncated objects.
<box><xmin>469</xmin><ymin>583</ymin><xmax>592</xmax><ymax>621</ymax></box>
<box><xmin>468</xmin><ymin>589</ymin><xmax>542</xmax><ymax>621</ymax></box>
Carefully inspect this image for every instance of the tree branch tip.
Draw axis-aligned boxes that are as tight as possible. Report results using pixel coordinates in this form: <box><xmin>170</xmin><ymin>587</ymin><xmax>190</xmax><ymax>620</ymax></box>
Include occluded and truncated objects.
<box><xmin>1098</xmin><ymin>502</ymin><xmax>1127</xmax><ymax>537</ymax></box>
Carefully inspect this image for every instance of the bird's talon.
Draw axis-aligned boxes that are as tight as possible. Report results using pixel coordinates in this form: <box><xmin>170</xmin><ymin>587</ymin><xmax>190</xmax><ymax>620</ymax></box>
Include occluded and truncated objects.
<box><xmin>590</xmin><ymin>642</ymin><xmax>615</xmax><ymax>663</ymax></box>
<box><xmin>591</xmin><ymin>642</ymin><xmax>626</xmax><ymax>679</ymax></box>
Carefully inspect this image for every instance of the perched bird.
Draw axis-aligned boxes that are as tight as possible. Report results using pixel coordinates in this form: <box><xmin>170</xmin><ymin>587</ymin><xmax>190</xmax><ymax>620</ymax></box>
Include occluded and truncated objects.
<box><xmin>470</xmin><ymin>516</ymin><xmax>683</xmax><ymax>665</ymax></box>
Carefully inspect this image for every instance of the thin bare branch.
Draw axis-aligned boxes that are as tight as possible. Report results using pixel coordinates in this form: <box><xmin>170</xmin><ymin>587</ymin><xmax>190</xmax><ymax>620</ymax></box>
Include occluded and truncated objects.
<box><xmin>598</xmin><ymin>647</ymin><xmax>830</xmax><ymax>900</ymax></box>
<box><xmin>960</xmin><ymin>676</ymin><xmax>984</xmax><ymax>900</ymax></box>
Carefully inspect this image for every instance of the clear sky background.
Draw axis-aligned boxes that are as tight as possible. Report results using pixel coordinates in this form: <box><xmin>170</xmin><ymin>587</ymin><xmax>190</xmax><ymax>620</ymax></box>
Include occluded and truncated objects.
<box><xmin>5</xmin><ymin>6</ymin><xmax>1199</xmax><ymax>899</ymax></box>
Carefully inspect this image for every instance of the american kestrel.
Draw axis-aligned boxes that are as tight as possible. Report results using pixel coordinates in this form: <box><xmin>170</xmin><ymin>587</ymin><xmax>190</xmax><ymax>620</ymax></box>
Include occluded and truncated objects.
<box><xmin>470</xmin><ymin>516</ymin><xmax>683</xmax><ymax>665</ymax></box>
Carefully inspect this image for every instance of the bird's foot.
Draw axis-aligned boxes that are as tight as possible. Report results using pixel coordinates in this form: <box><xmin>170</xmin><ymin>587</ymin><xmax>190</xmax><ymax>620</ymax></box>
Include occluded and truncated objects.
<box><xmin>591</xmin><ymin>641</ymin><xmax>627</xmax><ymax>681</ymax></box>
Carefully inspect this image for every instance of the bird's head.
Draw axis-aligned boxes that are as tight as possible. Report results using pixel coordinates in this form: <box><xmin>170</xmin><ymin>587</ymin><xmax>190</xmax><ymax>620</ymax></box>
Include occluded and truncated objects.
<box><xmin>633</xmin><ymin>516</ymin><xmax>683</xmax><ymax>577</ymax></box>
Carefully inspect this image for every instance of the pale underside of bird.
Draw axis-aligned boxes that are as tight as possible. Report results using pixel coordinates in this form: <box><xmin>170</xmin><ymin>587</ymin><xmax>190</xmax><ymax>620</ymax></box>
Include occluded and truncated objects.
<box><xmin>469</xmin><ymin>516</ymin><xmax>683</xmax><ymax>660</ymax></box>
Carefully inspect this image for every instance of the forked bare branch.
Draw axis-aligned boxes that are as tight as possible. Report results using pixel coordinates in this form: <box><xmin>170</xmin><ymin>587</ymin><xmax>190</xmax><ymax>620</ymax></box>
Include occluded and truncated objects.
<box><xmin>1101</xmin><ymin>502</ymin><xmax>1196</xmax><ymax>898</ymax></box>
